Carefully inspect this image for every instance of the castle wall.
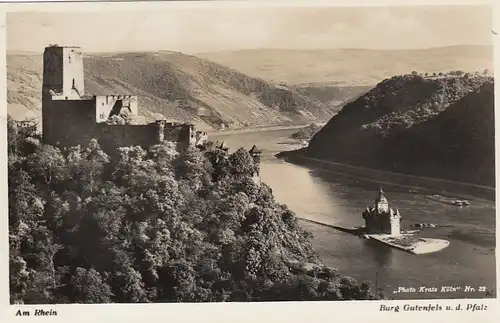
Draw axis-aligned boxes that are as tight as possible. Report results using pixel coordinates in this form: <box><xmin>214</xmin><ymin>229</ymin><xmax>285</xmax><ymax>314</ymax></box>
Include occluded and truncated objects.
<box><xmin>390</xmin><ymin>215</ymin><xmax>401</xmax><ymax>236</ymax></box>
<box><xmin>364</xmin><ymin>212</ymin><xmax>392</xmax><ymax>234</ymax></box>
<box><xmin>95</xmin><ymin>95</ymin><xmax>139</xmax><ymax>122</ymax></box>
<box><xmin>94</xmin><ymin>123</ymin><xmax>160</xmax><ymax>156</ymax></box>
<box><xmin>195</xmin><ymin>131</ymin><xmax>208</xmax><ymax>147</ymax></box>
<box><xmin>42</xmin><ymin>47</ymin><xmax>64</xmax><ymax>98</ymax></box>
<box><xmin>42</xmin><ymin>98</ymin><xmax>97</xmax><ymax>148</ymax></box>
<box><xmin>41</xmin><ymin>45</ymin><xmax>206</xmax><ymax>157</ymax></box>
<box><xmin>161</xmin><ymin>122</ymin><xmax>192</xmax><ymax>149</ymax></box>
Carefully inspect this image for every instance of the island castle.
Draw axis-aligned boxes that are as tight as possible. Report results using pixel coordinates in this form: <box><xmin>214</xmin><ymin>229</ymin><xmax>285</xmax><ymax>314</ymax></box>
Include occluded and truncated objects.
<box><xmin>362</xmin><ymin>188</ymin><xmax>402</xmax><ymax>236</ymax></box>
<box><xmin>41</xmin><ymin>45</ymin><xmax>208</xmax><ymax>155</ymax></box>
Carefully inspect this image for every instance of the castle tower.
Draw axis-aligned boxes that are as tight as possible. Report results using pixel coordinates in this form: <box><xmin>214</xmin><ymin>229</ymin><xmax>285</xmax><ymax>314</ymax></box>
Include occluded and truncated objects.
<box><xmin>249</xmin><ymin>145</ymin><xmax>262</xmax><ymax>184</ymax></box>
<box><xmin>390</xmin><ymin>209</ymin><xmax>401</xmax><ymax>236</ymax></box>
<box><xmin>249</xmin><ymin>145</ymin><xmax>262</xmax><ymax>174</ymax></box>
<box><xmin>42</xmin><ymin>45</ymin><xmax>85</xmax><ymax>99</ymax></box>
<box><xmin>375</xmin><ymin>187</ymin><xmax>389</xmax><ymax>214</ymax></box>
<box><xmin>363</xmin><ymin>187</ymin><xmax>402</xmax><ymax>236</ymax></box>
<box><xmin>42</xmin><ymin>46</ymin><xmax>86</xmax><ymax>146</ymax></box>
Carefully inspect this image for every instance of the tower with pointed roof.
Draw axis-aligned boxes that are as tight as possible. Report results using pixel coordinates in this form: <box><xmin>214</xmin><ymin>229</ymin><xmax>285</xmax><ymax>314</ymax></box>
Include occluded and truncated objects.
<box><xmin>375</xmin><ymin>187</ymin><xmax>389</xmax><ymax>213</ymax></box>
<box><xmin>248</xmin><ymin>144</ymin><xmax>262</xmax><ymax>184</ymax></box>
<box><xmin>362</xmin><ymin>187</ymin><xmax>402</xmax><ymax>236</ymax></box>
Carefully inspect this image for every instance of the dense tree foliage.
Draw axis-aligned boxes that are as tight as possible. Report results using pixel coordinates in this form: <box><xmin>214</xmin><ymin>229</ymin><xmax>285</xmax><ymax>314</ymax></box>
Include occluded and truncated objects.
<box><xmin>306</xmin><ymin>73</ymin><xmax>495</xmax><ymax>186</ymax></box>
<box><xmin>9</xmin><ymin>118</ymin><xmax>378</xmax><ymax>304</ymax></box>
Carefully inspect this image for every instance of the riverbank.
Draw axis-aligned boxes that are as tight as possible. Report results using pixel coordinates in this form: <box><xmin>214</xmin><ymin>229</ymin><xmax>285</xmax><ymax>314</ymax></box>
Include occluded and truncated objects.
<box><xmin>207</xmin><ymin>122</ymin><xmax>328</xmax><ymax>137</ymax></box>
<box><xmin>276</xmin><ymin>150</ymin><xmax>495</xmax><ymax>201</ymax></box>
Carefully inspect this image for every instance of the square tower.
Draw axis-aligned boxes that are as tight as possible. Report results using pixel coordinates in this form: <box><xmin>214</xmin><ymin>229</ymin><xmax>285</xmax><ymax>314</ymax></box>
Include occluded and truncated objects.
<box><xmin>42</xmin><ymin>45</ymin><xmax>84</xmax><ymax>99</ymax></box>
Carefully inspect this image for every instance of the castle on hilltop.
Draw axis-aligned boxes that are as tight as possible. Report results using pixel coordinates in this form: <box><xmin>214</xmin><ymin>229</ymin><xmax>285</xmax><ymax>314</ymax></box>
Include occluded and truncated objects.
<box><xmin>362</xmin><ymin>188</ymin><xmax>402</xmax><ymax>236</ymax></box>
<box><xmin>41</xmin><ymin>45</ymin><xmax>208</xmax><ymax>155</ymax></box>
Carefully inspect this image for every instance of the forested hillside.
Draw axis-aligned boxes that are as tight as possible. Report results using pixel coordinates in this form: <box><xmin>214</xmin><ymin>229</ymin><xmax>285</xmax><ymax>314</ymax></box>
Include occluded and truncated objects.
<box><xmin>8</xmin><ymin>119</ymin><xmax>378</xmax><ymax>304</ymax></box>
<box><xmin>306</xmin><ymin>73</ymin><xmax>495</xmax><ymax>186</ymax></box>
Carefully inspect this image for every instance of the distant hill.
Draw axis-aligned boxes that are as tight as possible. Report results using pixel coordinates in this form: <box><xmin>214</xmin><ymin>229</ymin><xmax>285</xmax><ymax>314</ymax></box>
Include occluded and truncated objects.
<box><xmin>293</xmin><ymin>84</ymin><xmax>373</xmax><ymax>116</ymax></box>
<box><xmin>7</xmin><ymin>51</ymin><xmax>332</xmax><ymax>129</ymax></box>
<box><xmin>197</xmin><ymin>46</ymin><xmax>493</xmax><ymax>86</ymax></box>
<box><xmin>306</xmin><ymin>73</ymin><xmax>495</xmax><ymax>186</ymax></box>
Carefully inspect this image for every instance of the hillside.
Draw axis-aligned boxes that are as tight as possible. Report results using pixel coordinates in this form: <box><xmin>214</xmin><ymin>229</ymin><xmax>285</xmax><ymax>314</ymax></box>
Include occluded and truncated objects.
<box><xmin>290</xmin><ymin>123</ymin><xmax>323</xmax><ymax>140</ymax></box>
<box><xmin>7</xmin><ymin>51</ymin><xmax>330</xmax><ymax>129</ymax></box>
<box><xmin>306</xmin><ymin>73</ymin><xmax>495</xmax><ymax>186</ymax></box>
<box><xmin>197</xmin><ymin>46</ymin><xmax>493</xmax><ymax>86</ymax></box>
<box><xmin>293</xmin><ymin>84</ymin><xmax>372</xmax><ymax>115</ymax></box>
<box><xmin>9</xmin><ymin>120</ymin><xmax>378</xmax><ymax>303</ymax></box>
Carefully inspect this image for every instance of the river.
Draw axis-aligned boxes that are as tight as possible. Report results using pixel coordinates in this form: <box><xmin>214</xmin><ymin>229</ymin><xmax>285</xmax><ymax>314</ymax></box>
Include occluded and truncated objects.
<box><xmin>210</xmin><ymin>128</ymin><xmax>496</xmax><ymax>300</ymax></box>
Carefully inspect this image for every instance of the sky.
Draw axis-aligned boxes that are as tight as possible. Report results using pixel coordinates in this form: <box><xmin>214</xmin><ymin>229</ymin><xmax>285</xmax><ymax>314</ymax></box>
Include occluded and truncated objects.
<box><xmin>6</xmin><ymin>5</ymin><xmax>493</xmax><ymax>53</ymax></box>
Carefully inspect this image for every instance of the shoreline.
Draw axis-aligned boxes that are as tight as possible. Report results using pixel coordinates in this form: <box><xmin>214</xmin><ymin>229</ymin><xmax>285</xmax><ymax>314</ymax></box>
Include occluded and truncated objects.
<box><xmin>366</xmin><ymin>234</ymin><xmax>450</xmax><ymax>255</ymax></box>
<box><xmin>277</xmin><ymin>151</ymin><xmax>495</xmax><ymax>201</ymax></box>
<box><xmin>208</xmin><ymin>122</ymin><xmax>328</xmax><ymax>137</ymax></box>
<box><xmin>207</xmin><ymin>124</ymin><xmax>308</xmax><ymax>136</ymax></box>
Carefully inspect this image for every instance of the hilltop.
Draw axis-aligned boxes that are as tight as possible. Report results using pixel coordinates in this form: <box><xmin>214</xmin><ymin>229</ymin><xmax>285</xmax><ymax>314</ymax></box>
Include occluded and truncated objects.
<box><xmin>7</xmin><ymin>51</ymin><xmax>331</xmax><ymax>129</ymax></box>
<box><xmin>305</xmin><ymin>73</ymin><xmax>495</xmax><ymax>186</ymax></box>
<box><xmin>197</xmin><ymin>46</ymin><xmax>493</xmax><ymax>86</ymax></box>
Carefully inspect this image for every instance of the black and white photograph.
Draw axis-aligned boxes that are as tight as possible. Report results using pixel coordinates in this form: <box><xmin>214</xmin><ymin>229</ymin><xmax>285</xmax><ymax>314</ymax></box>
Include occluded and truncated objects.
<box><xmin>3</xmin><ymin>0</ymin><xmax>497</xmax><ymax>311</ymax></box>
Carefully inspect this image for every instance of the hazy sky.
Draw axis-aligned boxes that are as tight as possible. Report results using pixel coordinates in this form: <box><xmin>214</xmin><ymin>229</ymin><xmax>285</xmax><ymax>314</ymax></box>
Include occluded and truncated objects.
<box><xmin>7</xmin><ymin>5</ymin><xmax>493</xmax><ymax>53</ymax></box>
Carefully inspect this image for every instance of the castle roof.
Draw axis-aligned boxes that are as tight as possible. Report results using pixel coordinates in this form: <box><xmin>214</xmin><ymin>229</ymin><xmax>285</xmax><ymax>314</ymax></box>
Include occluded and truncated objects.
<box><xmin>218</xmin><ymin>141</ymin><xmax>229</xmax><ymax>150</ymax></box>
<box><xmin>249</xmin><ymin>145</ymin><xmax>262</xmax><ymax>154</ymax></box>
<box><xmin>375</xmin><ymin>187</ymin><xmax>388</xmax><ymax>204</ymax></box>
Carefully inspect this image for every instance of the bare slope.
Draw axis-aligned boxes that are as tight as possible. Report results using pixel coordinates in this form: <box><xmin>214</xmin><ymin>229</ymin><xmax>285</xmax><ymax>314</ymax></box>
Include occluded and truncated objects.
<box><xmin>197</xmin><ymin>46</ymin><xmax>493</xmax><ymax>86</ymax></box>
<box><xmin>7</xmin><ymin>51</ymin><xmax>329</xmax><ymax>129</ymax></box>
<box><xmin>306</xmin><ymin>73</ymin><xmax>494</xmax><ymax>186</ymax></box>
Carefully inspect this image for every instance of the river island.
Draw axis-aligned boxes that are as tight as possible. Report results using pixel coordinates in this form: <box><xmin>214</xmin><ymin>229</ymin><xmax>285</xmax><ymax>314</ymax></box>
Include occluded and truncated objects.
<box><xmin>351</xmin><ymin>188</ymin><xmax>449</xmax><ymax>255</ymax></box>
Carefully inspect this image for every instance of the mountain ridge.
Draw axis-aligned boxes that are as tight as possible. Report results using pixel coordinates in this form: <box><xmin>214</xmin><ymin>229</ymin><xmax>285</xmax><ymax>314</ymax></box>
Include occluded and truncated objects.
<box><xmin>197</xmin><ymin>45</ymin><xmax>493</xmax><ymax>86</ymax></box>
<box><xmin>305</xmin><ymin>73</ymin><xmax>495</xmax><ymax>186</ymax></box>
<box><xmin>7</xmin><ymin>51</ymin><xmax>330</xmax><ymax>130</ymax></box>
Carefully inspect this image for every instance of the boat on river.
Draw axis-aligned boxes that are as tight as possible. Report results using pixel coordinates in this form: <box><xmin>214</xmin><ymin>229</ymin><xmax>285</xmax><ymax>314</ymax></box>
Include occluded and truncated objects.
<box><xmin>425</xmin><ymin>194</ymin><xmax>470</xmax><ymax>207</ymax></box>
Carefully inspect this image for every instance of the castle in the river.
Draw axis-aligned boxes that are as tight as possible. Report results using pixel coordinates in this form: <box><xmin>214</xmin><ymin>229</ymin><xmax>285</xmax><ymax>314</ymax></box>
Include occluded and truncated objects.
<box><xmin>362</xmin><ymin>188</ymin><xmax>402</xmax><ymax>236</ymax></box>
<box><xmin>41</xmin><ymin>45</ymin><xmax>208</xmax><ymax>155</ymax></box>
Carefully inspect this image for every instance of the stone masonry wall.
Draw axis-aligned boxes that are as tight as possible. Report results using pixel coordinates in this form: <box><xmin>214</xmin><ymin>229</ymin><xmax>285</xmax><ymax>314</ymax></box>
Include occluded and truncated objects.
<box><xmin>42</xmin><ymin>98</ymin><xmax>97</xmax><ymax>148</ymax></box>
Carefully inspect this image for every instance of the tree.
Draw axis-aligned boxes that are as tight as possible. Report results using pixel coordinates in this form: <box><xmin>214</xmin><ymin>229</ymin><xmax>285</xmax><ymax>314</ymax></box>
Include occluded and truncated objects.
<box><xmin>9</xmin><ymin>134</ymin><xmax>379</xmax><ymax>304</ymax></box>
<box><xmin>24</xmin><ymin>145</ymin><xmax>66</xmax><ymax>186</ymax></box>
<box><xmin>69</xmin><ymin>268</ymin><xmax>113</xmax><ymax>303</ymax></box>
<box><xmin>228</xmin><ymin>148</ymin><xmax>256</xmax><ymax>177</ymax></box>
<box><xmin>66</xmin><ymin>139</ymin><xmax>110</xmax><ymax>195</ymax></box>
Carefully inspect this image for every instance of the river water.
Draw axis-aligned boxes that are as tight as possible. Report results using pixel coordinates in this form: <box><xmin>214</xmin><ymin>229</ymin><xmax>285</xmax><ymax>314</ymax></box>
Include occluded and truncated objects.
<box><xmin>211</xmin><ymin>128</ymin><xmax>496</xmax><ymax>300</ymax></box>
